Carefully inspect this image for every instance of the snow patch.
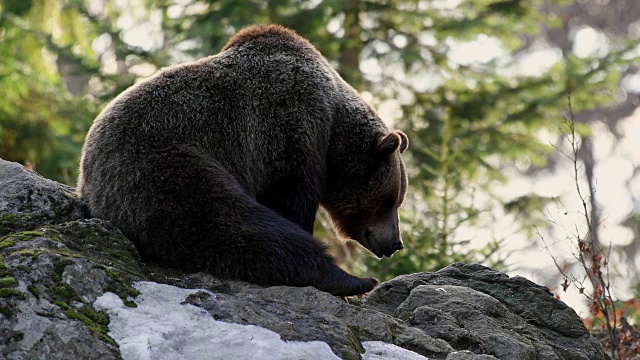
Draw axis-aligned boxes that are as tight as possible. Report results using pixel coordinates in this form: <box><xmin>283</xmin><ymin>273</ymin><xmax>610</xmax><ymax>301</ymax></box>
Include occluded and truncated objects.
<box><xmin>94</xmin><ymin>281</ymin><xmax>339</xmax><ymax>360</ymax></box>
<box><xmin>362</xmin><ymin>341</ymin><xmax>429</xmax><ymax>360</ymax></box>
<box><xmin>94</xmin><ymin>281</ymin><xmax>428</xmax><ymax>360</ymax></box>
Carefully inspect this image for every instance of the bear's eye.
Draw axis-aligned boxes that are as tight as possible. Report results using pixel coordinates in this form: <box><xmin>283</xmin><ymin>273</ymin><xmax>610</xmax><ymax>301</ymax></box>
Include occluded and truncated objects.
<box><xmin>376</xmin><ymin>197</ymin><xmax>396</xmax><ymax>215</ymax></box>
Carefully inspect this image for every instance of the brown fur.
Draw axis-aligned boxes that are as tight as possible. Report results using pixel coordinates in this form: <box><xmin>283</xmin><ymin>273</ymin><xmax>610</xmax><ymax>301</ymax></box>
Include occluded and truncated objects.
<box><xmin>223</xmin><ymin>24</ymin><xmax>311</xmax><ymax>51</ymax></box>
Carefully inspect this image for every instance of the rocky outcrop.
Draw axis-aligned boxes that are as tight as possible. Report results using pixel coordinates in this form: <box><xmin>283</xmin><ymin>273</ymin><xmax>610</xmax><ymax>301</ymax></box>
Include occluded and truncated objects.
<box><xmin>0</xmin><ymin>159</ymin><xmax>609</xmax><ymax>360</ymax></box>
<box><xmin>0</xmin><ymin>160</ymin><xmax>88</xmax><ymax>237</ymax></box>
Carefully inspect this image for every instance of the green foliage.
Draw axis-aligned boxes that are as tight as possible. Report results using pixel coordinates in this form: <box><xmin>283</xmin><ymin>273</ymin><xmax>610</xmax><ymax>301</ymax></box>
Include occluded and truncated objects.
<box><xmin>0</xmin><ymin>1</ymin><xmax>98</xmax><ymax>183</ymax></box>
<box><xmin>0</xmin><ymin>0</ymin><xmax>159</xmax><ymax>183</ymax></box>
<box><xmin>355</xmin><ymin>0</ymin><xmax>633</xmax><ymax>278</ymax></box>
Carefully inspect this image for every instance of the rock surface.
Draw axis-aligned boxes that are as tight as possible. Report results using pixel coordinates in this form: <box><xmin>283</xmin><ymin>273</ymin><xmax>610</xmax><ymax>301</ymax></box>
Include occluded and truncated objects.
<box><xmin>0</xmin><ymin>159</ymin><xmax>609</xmax><ymax>360</ymax></box>
<box><xmin>0</xmin><ymin>160</ymin><xmax>89</xmax><ymax>237</ymax></box>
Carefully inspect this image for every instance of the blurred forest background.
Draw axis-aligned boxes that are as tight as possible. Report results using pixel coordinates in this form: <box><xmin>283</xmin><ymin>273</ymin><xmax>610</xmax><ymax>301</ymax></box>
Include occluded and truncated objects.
<box><xmin>2</xmin><ymin>0</ymin><xmax>640</xmax><ymax>330</ymax></box>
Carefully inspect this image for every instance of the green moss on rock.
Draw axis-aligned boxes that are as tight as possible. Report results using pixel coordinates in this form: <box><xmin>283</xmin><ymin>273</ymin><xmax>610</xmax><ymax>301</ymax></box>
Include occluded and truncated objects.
<box><xmin>0</xmin><ymin>306</ymin><xmax>12</xmax><ymax>317</ymax></box>
<box><xmin>14</xmin><ymin>264</ymin><xmax>31</xmax><ymax>273</ymax></box>
<box><xmin>55</xmin><ymin>301</ymin><xmax>70</xmax><ymax>310</ymax></box>
<box><xmin>0</xmin><ymin>213</ymin><xmax>18</xmax><ymax>222</ymax></box>
<box><xmin>53</xmin><ymin>284</ymin><xmax>78</xmax><ymax>300</ymax></box>
<box><xmin>0</xmin><ymin>213</ymin><xmax>18</xmax><ymax>233</ymax></box>
<box><xmin>0</xmin><ymin>277</ymin><xmax>17</xmax><ymax>287</ymax></box>
<box><xmin>0</xmin><ymin>237</ymin><xmax>19</xmax><ymax>250</ymax></box>
<box><xmin>0</xmin><ymin>213</ymin><xmax>46</xmax><ymax>237</ymax></box>
<box><xmin>55</xmin><ymin>221</ymin><xmax>144</xmax><ymax>279</ymax></box>
<box><xmin>100</xmin><ymin>267</ymin><xmax>140</xmax><ymax>306</ymax></box>
<box><xmin>64</xmin><ymin>306</ymin><xmax>115</xmax><ymax>345</ymax></box>
<box><xmin>126</xmin><ymin>286</ymin><xmax>141</xmax><ymax>298</ymax></box>
<box><xmin>27</xmin><ymin>284</ymin><xmax>40</xmax><ymax>299</ymax></box>
<box><xmin>13</xmin><ymin>249</ymin><xmax>44</xmax><ymax>259</ymax></box>
<box><xmin>52</xmin><ymin>259</ymin><xmax>74</xmax><ymax>283</ymax></box>
<box><xmin>0</xmin><ymin>288</ymin><xmax>26</xmax><ymax>299</ymax></box>
<box><xmin>343</xmin><ymin>329</ymin><xmax>365</xmax><ymax>360</ymax></box>
<box><xmin>0</xmin><ymin>230</ymin><xmax>48</xmax><ymax>249</ymax></box>
<box><xmin>0</xmin><ymin>263</ymin><xmax>9</xmax><ymax>278</ymax></box>
<box><xmin>123</xmin><ymin>300</ymin><xmax>137</xmax><ymax>308</ymax></box>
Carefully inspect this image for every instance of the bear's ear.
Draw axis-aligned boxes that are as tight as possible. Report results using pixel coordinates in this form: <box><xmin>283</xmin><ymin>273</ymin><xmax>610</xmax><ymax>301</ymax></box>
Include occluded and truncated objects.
<box><xmin>375</xmin><ymin>132</ymin><xmax>402</xmax><ymax>158</ymax></box>
<box><xmin>396</xmin><ymin>130</ymin><xmax>409</xmax><ymax>154</ymax></box>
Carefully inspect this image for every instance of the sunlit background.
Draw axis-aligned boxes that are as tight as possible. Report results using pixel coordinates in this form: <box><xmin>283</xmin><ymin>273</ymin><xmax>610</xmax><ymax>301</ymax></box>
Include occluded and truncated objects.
<box><xmin>1</xmin><ymin>0</ymin><xmax>639</xmax><ymax>325</ymax></box>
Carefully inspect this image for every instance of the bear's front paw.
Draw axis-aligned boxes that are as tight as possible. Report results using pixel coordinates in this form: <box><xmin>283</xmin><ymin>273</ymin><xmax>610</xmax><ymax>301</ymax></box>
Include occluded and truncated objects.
<box><xmin>327</xmin><ymin>276</ymin><xmax>379</xmax><ymax>297</ymax></box>
<box><xmin>362</xmin><ymin>277</ymin><xmax>379</xmax><ymax>293</ymax></box>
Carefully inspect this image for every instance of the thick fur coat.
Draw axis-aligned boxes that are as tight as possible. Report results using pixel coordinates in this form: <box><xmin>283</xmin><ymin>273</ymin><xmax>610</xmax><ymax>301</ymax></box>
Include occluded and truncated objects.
<box><xmin>78</xmin><ymin>25</ymin><xmax>408</xmax><ymax>296</ymax></box>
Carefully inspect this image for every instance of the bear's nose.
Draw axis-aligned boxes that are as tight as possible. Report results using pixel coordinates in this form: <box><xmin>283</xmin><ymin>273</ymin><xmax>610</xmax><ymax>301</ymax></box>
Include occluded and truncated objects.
<box><xmin>391</xmin><ymin>242</ymin><xmax>404</xmax><ymax>251</ymax></box>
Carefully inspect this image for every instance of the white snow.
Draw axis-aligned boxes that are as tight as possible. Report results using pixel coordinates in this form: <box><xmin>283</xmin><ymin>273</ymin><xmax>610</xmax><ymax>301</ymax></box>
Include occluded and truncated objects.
<box><xmin>362</xmin><ymin>341</ymin><xmax>429</xmax><ymax>360</ymax></box>
<box><xmin>94</xmin><ymin>281</ymin><xmax>427</xmax><ymax>360</ymax></box>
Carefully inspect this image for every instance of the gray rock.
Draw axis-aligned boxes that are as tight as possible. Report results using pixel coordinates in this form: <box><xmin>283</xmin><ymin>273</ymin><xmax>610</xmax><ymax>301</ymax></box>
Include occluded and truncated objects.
<box><xmin>0</xmin><ymin>159</ymin><xmax>89</xmax><ymax>236</ymax></box>
<box><xmin>446</xmin><ymin>351</ymin><xmax>498</xmax><ymax>360</ymax></box>
<box><xmin>0</xmin><ymin>220</ymin><xmax>123</xmax><ymax>359</ymax></box>
<box><xmin>0</xmin><ymin>159</ymin><xmax>609</xmax><ymax>360</ymax></box>
<box><xmin>363</xmin><ymin>265</ymin><xmax>608</xmax><ymax>360</ymax></box>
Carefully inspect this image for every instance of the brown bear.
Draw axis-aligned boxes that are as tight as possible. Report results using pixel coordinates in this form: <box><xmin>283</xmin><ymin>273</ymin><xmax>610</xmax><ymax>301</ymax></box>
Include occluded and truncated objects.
<box><xmin>77</xmin><ymin>24</ymin><xmax>408</xmax><ymax>296</ymax></box>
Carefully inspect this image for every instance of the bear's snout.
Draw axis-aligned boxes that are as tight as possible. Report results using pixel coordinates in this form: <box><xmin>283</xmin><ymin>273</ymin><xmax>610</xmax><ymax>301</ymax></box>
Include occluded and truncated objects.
<box><xmin>382</xmin><ymin>240</ymin><xmax>404</xmax><ymax>258</ymax></box>
<box><xmin>365</xmin><ymin>224</ymin><xmax>404</xmax><ymax>258</ymax></box>
<box><xmin>391</xmin><ymin>241</ymin><xmax>404</xmax><ymax>251</ymax></box>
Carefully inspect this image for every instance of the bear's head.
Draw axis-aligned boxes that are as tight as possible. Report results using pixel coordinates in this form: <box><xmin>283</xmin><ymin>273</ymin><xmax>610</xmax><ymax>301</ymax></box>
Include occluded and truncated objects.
<box><xmin>325</xmin><ymin>130</ymin><xmax>409</xmax><ymax>258</ymax></box>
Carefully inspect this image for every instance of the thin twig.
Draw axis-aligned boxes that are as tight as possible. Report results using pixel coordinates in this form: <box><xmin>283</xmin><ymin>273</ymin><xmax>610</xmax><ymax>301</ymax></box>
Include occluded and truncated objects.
<box><xmin>541</xmin><ymin>95</ymin><xmax>621</xmax><ymax>359</ymax></box>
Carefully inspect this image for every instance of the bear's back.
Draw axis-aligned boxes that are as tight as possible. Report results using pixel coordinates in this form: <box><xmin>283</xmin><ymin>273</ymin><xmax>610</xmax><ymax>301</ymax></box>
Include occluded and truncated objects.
<box><xmin>80</xmin><ymin>30</ymin><xmax>338</xmax><ymax>201</ymax></box>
